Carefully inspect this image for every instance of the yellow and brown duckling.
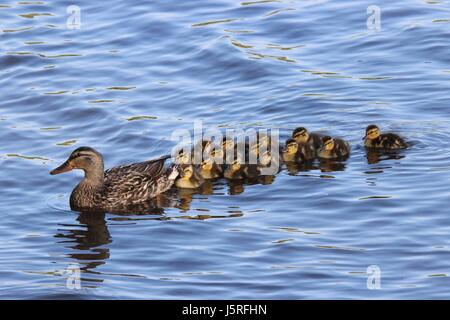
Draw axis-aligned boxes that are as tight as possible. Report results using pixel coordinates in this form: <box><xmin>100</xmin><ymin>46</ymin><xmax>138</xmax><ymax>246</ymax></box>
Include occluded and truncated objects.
<box><xmin>282</xmin><ymin>138</ymin><xmax>315</xmax><ymax>163</ymax></box>
<box><xmin>198</xmin><ymin>156</ymin><xmax>223</xmax><ymax>179</ymax></box>
<box><xmin>318</xmin><ymin>136</ymin><xmax>350</xmax><ymax>160</ymax></box>
<box><xmin>50</xmin><ymin>146</ymin><xmax>178</xmax><ymax>211</ymax></box>
<box><xmin>175</xmin><ymin>164</ymin><xmax>205</xmax><ymax>189</ymax></box>
<box><xmin>224</xmin><ymin>154</ymin><xmax>260</xmax><ymax>180</ymax></box>
<box><xmin>364</xmin><ymin>124</ymin><xmax>408</xmax><ymax>149</ymax></box>
<box><xmin>292</xmin><ymin>127</ymin><xmax>323</xmax><ymax>153</ymax></box>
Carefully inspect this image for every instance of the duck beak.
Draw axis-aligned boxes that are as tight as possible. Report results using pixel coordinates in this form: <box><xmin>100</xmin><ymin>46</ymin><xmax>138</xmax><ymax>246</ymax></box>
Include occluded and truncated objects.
<box><xmin>50</xmin><ymin>159</ymin><xmax>74</xmax><ymax>175</ymax></box>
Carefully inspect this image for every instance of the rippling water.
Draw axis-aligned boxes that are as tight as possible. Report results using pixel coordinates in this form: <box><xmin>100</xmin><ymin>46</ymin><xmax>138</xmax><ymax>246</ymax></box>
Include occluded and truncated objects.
<box><xmin>2</xmin><ymin>0</ymin><xmax>450</xmax><ymax>299</ymax></box>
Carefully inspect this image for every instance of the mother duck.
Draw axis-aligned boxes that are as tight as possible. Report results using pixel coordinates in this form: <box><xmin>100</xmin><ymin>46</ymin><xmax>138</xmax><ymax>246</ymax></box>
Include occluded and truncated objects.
<box><xmin>50</xmin><ymin>147</ymin><xmax>179</xmax><ymax>211</ymax></box>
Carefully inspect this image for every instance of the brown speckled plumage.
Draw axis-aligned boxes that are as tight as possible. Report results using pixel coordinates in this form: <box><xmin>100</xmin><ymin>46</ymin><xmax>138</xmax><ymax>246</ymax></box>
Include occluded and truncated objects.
<box><xmin>50</xmin><ymin>147</ymin><xmax>178</xmax><ymax>211</ymax></box>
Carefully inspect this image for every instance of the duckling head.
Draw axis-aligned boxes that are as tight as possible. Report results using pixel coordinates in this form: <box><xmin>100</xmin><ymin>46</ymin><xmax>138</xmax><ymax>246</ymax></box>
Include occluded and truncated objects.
<box><xmin>50</xmin><ymin>146</ymin><xmax>104</xmax><ymax>178</ymax></box>
<box><xmin>322</xmin><ymin>136</ymin><xmax>335</xmax><ymax>151</ymax></box>
<box><xmin>284</xmin><ymin>138</ymin><xmax>299</xmax><ymax>155</ymax></box>
<box><xmin>180</xmin><ymin>165</ymin><xmax>194</xmax><ymax>179</ymax></box>
<box><xmin>292</xmin><ymin>127</ymin><xmax>309</xmax><ymax>143</ymax></box>
<box><xmin>201</xmin><ymin>157</ymin><xmax>214</xmax><ymax>172</ymax></box>
<box><xmin>365</xmin><ymin>125</ymin><xmax>381</xmax><ymax>140</ymax></box>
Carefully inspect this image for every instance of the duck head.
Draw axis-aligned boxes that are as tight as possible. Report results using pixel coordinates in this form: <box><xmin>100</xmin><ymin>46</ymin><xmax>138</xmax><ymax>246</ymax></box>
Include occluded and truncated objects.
<box><xmin>50</xmin><ymin>146</ymin><xmax>104</xmax><ymax>178</ymax></box>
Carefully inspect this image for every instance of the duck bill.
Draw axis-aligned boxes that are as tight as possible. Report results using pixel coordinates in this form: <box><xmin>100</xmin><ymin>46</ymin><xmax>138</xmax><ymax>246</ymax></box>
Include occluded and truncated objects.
<box><xmin>50</xmin><ymin>160</ymin><xmax>74</xmax><ymax>175</ymax></box>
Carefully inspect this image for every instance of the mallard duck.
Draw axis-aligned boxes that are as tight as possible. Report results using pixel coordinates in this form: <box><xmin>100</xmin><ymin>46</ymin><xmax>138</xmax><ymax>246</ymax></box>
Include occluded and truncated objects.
<box><xmin>50</xmin><ymin>146</ymin><xmax>178</xmax><ymax>211</ymax></box>
<box><xmin>364</xmin><ymin>124</ymin><xmax>408</xmax><ymax>149</ymax></box>
<box><xmin>282</xmin><ymin>138</ymin><xmax>315</xmax><ymax>163</ymax></box>
<box><xmin>175</xmin><ymin>164</ymin><xmax>204</xmax><ymax>189</ymax></box>
<box><xmin>292</xmin><ymin>127</ymin><xmax>323</xmax><ymax>152</ymax></box>
<box><xmin>318</xmin><ymin>136</ymin><xmax>350</xmax><ymax>160</ymax></box>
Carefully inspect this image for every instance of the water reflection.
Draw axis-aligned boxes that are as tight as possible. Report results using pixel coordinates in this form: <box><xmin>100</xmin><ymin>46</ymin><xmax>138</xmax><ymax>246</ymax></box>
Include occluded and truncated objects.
<box><xmin>54</xmin><ymin>212</ymin><xmax>111</xmax><ymax>273</ymax></box>
<box><xmin>365</xmin><ymin>149</ymin><xmax>406</xmax><ymax>165</ymax></box>
<box><xmin>319</xmin><ymin>159</ymin><xmax>347</xmax><ymax>173</ymax></box>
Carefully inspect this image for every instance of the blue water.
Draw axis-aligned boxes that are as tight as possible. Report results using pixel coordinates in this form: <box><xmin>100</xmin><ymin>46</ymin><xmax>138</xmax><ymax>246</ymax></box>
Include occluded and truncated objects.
<box><xmin>1</xmin><ymin>0</ymin><xmax>450</xmax><ymax>299</ymax></box>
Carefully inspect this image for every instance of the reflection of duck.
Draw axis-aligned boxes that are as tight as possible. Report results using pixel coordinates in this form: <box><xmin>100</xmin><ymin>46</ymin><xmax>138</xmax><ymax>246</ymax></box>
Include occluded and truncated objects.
<box><xmin>365</xmin><ymin>149</ymin><xmax>406</xmax><ymax>165</ymax></box>
<box><xmin>319</xmin><ymin>159</ymin><xmax>347</xmax><ymax>172</ymax></box>
<box><xmin>364</xmin><ymin>125</ymin><xmax>408</xmax><ymax>149</ymax></box>
<box><xmin>50</xmin><ymin>147</ymin><xmax>179</xmax><ymax>211</ymax></box>
<box><xmin>285</xmin><ymin>161</ymin><xmax>317</xmax><ymax>175</ymax></box>
<box><xmin>282</xmin><ymin>138</ymin><xmax>315</xmax><ymax>163</ymax></box>
<box><xmin>227</xmin><ymin>180</ymin><xmax>245</xmax><ymax>195</ymax></box>
<box><xmin>292</xmin><ymin>127</ymin><xmax>323</xmax><ymax>153</ymax></box>
<box><xmin>318</xmin><ymin>136</ymin><xmax>350</xmax><ymax>160</ymax></box>
<box><xmin>54</xmin><ymin>212</ymin><xmax>111</xmax><ymax>273</ymax></box>
<box><xmin>175</xmin><ymin>164</ymin><xmax>204</xmax><ymax>189</ymax></box>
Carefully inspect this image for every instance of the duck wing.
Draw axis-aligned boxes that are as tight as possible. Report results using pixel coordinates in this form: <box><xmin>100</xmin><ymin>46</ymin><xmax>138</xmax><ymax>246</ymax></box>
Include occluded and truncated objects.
<box><xmin>105</xmin><ymin>155</ymin><xmax>171</xmax><ymax>178</ymax></box>
<box><xmin>104</xmin><ymin>172</ymin><xmax>162</xmax><ymax>206</ymax></box>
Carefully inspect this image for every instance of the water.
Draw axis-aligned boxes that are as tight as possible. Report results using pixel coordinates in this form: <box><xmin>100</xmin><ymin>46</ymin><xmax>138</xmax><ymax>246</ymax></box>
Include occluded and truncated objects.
<box><xmin>1</xmin><ymin>0</ymin><xmax>450</xmax><ymax>299</ymax></box>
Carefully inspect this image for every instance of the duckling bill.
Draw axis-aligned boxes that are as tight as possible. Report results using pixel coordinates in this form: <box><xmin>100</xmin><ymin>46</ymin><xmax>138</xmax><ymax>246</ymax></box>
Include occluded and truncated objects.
<box><xmin>50</xmin><ymin>147</ymin><xmax>178</xmax><ymax>211</ymax></box>
<box><xmin>364</xmin><ymin>124</ymin><xmax>408</xmax><ymax>149</ymax></box>
<box><xmin>318</xmin><ymin>136</ymin><xmax>350</xmax><ymax>160</ymax></box>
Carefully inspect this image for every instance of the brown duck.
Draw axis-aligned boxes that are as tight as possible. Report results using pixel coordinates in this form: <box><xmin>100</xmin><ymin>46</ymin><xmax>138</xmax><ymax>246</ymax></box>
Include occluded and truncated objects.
<box><xmin>50</xmin><ymin>147</ymin><xmax>179</xmax><ymax>211</ymax></box>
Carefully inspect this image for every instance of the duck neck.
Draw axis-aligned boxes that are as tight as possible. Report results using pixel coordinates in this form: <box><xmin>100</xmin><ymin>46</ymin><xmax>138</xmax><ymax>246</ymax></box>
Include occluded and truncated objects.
<box><xmin>83</xmin><ymin>163</ymin><xmax>105</xmax><ymax>189</ymax></box>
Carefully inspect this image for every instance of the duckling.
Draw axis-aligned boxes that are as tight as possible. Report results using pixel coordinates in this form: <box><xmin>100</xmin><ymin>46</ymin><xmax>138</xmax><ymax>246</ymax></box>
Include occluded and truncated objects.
<box><xmin>50</xmin><ymin>147</ymin><xmax>178</xmax><ymax>211</ymax></box>
<box><xmin>175</xmin><ymin>164</ymin><xmax>204</xmax><ymax>189</ymax></box>
<box><xmin>282</xmin><ymin>138</ymin><xmax>315</xmax><ymax>163</ymax></box>
<box><xmin>292</xmin><ymin>127</ymin><xmax>323</xmax><ymax>152</ymax></box>
<box><xmin>224</xmin><ymin>154</ymin><xmax>260</xmax><ymax>180</ymax></box>
<box><xmin>198</xmin><ymin>157</ymin><xmax>223</xmax><ymax>179</ymax></box>
<box><xmin>318</xmin><ymin>136</ymin><xmax>350</xmax><ymax>160</ymax></box>
<box><xmin>364</xmin><ymin>124</ymin><xmax>408</xmax><ymax>149</ymax></box>
<box><xmin>224</xmin><ymin>158</ymin><xmax>246</xmax><ymax>180</ymax></box>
